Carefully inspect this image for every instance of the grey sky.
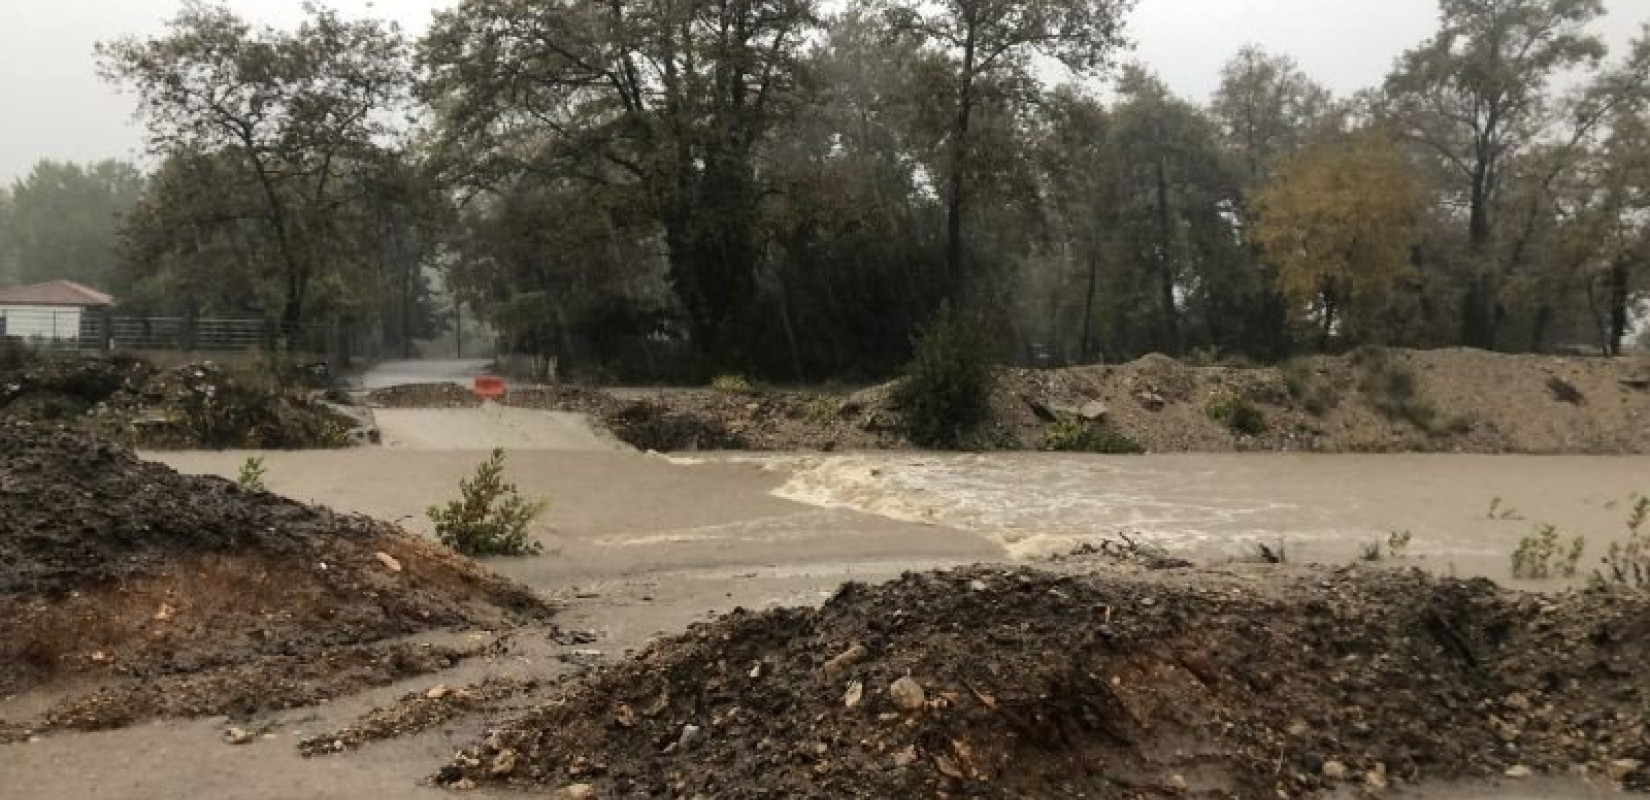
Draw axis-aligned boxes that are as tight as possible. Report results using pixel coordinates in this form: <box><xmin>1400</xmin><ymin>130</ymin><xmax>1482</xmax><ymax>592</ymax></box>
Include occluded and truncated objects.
<box><xmin>0</xmin><ymin>0</ymin><xmax>1644</xmax><ymax>183</ymax></box>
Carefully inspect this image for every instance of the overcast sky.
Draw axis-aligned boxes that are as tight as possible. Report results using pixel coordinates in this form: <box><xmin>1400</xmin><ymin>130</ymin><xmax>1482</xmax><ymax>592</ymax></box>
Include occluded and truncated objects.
<box><xmin>0</xmin><ymin>0</ymin><xmax>1644</xmax><ymax>183</ymax></box>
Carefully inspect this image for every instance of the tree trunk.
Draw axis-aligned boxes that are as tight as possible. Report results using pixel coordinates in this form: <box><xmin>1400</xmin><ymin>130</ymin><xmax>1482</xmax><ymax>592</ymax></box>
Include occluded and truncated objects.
<box><xmin>1080</xmin><ymin>249</ymin><xmax>1100</xmax><ymax>363</ymax></box>
<box><xmin>1154</xmin><ymin>155</ymin><xmax>1179</xmax><ymax>354</ymax></box>
<box><xmin>1607</xmin><ymin>259</ymin><xmax>1629</xmax><ymax>357</ymax></box>
<box><xmin>944</xmin><ymin>26</ymin><xmax>978</xmax><ymax>303</ymax></box>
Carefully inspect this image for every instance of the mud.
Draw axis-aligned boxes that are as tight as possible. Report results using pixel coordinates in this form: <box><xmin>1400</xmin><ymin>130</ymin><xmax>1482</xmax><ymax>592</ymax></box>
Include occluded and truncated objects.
<box><xmin>298</xmin><ymin>676</ymin><xmax>541</xmax><ymax>757</ymax></box>
<box><xmin>0</xmin><ymin>422</ymin><xmax>551</xmax><ymax>734</ymax></box>
<box><xmin>0</xmin><ymin>353</ymin><xmax>359</xmax><ymax>449</ymax></box>
<box><xmin>439</xmin><ymin>559</ymin><xmax>1650</xmax><ymax>798</ymax></box>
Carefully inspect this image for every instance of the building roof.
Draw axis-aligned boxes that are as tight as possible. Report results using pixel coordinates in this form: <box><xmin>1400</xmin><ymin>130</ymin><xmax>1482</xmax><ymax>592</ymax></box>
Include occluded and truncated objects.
<box><xmin>0</xmin><ymin>280</ymin><xmax>117</xmax><ymax>307</ymax></box>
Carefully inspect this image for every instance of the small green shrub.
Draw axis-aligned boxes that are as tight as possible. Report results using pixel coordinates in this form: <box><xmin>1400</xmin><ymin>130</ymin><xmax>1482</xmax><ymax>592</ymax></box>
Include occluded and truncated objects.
<box><xmin>428</xmin><ymin>449</ymin><xmax>546</xmax><ymax>557</ymax></box>
<box><xmin>711</xmin><ymin>374</ymin><xmax>756</xmax><ymax>394</ymax></box>
<box><xmin>237</xmin><ymin>457</ymin><xmax>268</xmax><ymax>493</ymax></box>
<box><xmin>1511</xmin><ymin>525</ymin><xmax>1586</xmax><ymax>580</ymax></box>
<box><xmin>1206</xmin><ymin>393</ymin><xmax>1268</xmax><ymax>436</ymax></box>
<box><xmin>1281</xmin><ymin>358</ymin><xmax>1338</xmax><ymax>416</ymax></box>
<box><xmin>796</xmin><ymin>395</ymin><xmax>842</xmax><ymax>426</ymax></box>
<box><xmin>1359</xmin><ymin>541</ymin><xmax>1385</xmax><ymax>562</ymax></box>
<box><xmin>1595</xmin><ymin>496</ymin><xmax>1650</xmax><ymax>589</ymax></box>
<box><xmin>1386</xmin><ymin>529</ymin><xmax>1413</xmax><ymax>559</ymax></box>
<box><xmin>1355</xmin><ymin>350</ymin><xmax>1440</xmax><ymax>432</ymax></box>
<box><xmin>895</xmin><ymin>305</ymin><xmax>997</xmax><ymax>449</ymax></box>
<box><xmin>1042</xmin><ymin>417</ymin><xmax>1145</xmax><ymax>454</ymax></box>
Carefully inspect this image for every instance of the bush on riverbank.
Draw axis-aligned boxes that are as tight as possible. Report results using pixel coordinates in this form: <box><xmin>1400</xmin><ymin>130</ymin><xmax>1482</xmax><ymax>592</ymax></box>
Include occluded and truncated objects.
<box><xmin>894</xmin><ymin>306</ymin><xmax>996</xmax><ymax>449</ymax></box>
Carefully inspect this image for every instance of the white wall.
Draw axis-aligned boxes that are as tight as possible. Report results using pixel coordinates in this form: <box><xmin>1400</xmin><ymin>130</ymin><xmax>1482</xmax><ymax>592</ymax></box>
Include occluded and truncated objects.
<box><xmin>0</xmin><ymin>304</ymin><xmax>83</xmax><ymax>341</ymax></box>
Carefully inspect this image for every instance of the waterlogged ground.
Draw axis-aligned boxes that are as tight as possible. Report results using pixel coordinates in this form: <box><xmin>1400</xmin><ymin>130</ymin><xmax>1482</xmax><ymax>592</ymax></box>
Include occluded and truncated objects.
<box><xmin>6</xmin><ymin>415</ymin><xmax>1648</xmax><ymax>798</ymax></box>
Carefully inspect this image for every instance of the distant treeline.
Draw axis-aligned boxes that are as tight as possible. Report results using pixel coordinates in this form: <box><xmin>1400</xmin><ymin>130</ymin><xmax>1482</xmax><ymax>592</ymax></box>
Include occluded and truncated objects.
<box><xmin>7</xmin><ymin>0</ymin><xmax>1646</xmax><ymax>379</ymax></box>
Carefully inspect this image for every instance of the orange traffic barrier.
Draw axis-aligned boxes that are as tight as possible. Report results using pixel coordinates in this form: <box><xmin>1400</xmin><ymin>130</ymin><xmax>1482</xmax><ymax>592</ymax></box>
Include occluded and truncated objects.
<box><xmin>473</xmin><ymin>375</ymin><xmax>507</xmax><ymax>400</ymax></box>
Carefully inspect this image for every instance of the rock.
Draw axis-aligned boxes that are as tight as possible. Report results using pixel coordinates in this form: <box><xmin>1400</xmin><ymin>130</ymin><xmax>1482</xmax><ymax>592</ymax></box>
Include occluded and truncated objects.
<box><xmin>968</xmin><ymin>579</ymin><xmax>989</xmax><ymax>592</ymax></box>
<box><xmin>426</xmin><ymin>684</ymin><xmax>450</xmax><ymax>700</ymax></box>
<box><xmin>889</xmin><ymin>677</ymin><xmax>927</xmax><ymax>711</ymax></box>
<box><xmin>1024</xmin><ymin>395</ymin><xmax>1059</xmax><ymax>422</ymax></box>
<box><xmin>1364</xmin><ymin>767</ymin><xmax>1388</xmax><ymax>790</ymax></box>
<box><xmin>822</xmin><ymin>643</ymin><xmax>868</xmax><ymax>679</ymax></box>
<box><xmin>844</xmin><ymin>681</ymin><xmax>865</xmax><ymax>709</ymax></box>
<box><xmin>892</xmin><ymin>746</ymin><xmax>919</xmax><ymax>767</ymax></box>
<box><xmin>224</xmin><ymin>727</ymin><xmax>254</xmax><ymax>745</ymax></box>
<box><xmin>450</xmin><ymin>778</ymin><xmax>477</xmax><ymax>791</ymax></box>
<box><xmin>154</xmin><ymin>603</ymin><xmax>176</xmax><ymax>621</ymax></box>
<box><xmin>557</xmin><ymin>785</ymin><xmax>597</xmax><ymax>800</ymax></box>
<box><xmin>1504</xmin><ymin>765</ymin><xmax>1533</xmax><ymax>779</ymax></box>
<box><xmin>1134</xmin><ymin>390</ymin><xmax>1167</xmax><ymax>412</ymax></box>
<box><xmin>614</xmin><ymin>705</ymin><xmax>639</xmax><ymax>729</ymax></box>
<box><xmin>678</xmin><ymin>724</ymin><xmax>702</xmax><ymax>750</ymax></box>
<box><xmin>490</xmin><ymin>748</ymin><xmax>518</xmax><ymax>776</ymax></box>
<box><xmin>1608</xmin><ymin>759</ymin><xmax>1643</xmax><ymax>781</ymax></box>
<box><xmin>374</xmin><ymin>552</ymin><xmax>403</xmax><ymax>573</ymax></box>
<box><xmin>1322</xmin><ymin>760</ymin><xmax>1349</xmax><ymax>780</ymax></box>
<box><xmin>1167</xmin><ymin>774</ymin><xmax>1188</xmax><ymax>790</ymax></box>
<box><xmin>1078</xmin><ymin>401</ymin><xmax>1110</xmax><ymax>421</ymax></box>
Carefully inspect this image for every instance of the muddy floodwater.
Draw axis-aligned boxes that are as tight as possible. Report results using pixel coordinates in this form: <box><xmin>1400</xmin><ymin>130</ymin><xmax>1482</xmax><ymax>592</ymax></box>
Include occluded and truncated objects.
<box><xmin>7</xmin><ymin>441</ymin><xmax>1647</xmax><ymax>799</ymax></box>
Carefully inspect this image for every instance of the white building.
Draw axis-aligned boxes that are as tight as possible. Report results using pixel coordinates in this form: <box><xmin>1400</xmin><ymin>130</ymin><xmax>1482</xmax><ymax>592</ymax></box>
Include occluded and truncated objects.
<box><xmin>0</xmin><ymin>280</ymin><xmax>117</xmax><ymax>343</ymax></box>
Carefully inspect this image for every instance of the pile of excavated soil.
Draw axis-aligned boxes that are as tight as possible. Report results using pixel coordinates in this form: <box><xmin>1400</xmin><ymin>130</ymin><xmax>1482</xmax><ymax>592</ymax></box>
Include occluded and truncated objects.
<box><xmin>0</xmin><ymin>353</ymin><xmax>361</xmax><ymax>449</ymax></box>
<box><xmin>365</xmin><ymin>382</ymin><xmax>483</xmax><ymax>409</ymax></box>
<box><xmin>0</xmin><ymin>421</ymin><xmax>550</xmax><ymax>734</ymax></box>
<box><xmin>495</xmin><ymin>349</ymin><xmax>1650</xmax><ymax>454</ymax></box>
<box><xmin>993</xmin><ymin>349</ymin><xmax>1650</xmax><ymax>455</ymax></box>
<box><xmin>506</xmin><ymin>387</ymin><xmax>756</xmax><ymax>452</ymax></box>
<box><xmin>438</xmin><ymin>561</ymin><xmax>1650</xmax><ymax>798</ymax></box>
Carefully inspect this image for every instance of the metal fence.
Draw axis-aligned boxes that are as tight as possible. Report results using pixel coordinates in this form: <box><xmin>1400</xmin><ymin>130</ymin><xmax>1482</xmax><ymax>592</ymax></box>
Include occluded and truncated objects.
<box><xmin>0</xmin><ymin>307</ymin><xmax>331</xmax><ymax>355</ymax></box>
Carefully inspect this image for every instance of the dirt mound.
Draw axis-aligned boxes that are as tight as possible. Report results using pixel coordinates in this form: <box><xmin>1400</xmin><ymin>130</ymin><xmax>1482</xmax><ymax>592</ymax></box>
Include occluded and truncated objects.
<box><xmin>0</xmin><ymin>421</ymin><xmax>550</xmax><ymax>732</ymax></box>
<box><xmin>437</xmin><ymin>563</ymin><xmax>1650</xmax><ymax>798</ymax></box>
<box><xmin>0</xmin><ymin>353</ymin><xmax>359</xmax><ymax>449</ymax></box>
<box><xmin>365</xmin><ymin>382</ymin><xmax>483</xmax><ymax>409</ymax></box>
<box><xmin>485</xmin><ymin>350</ymin><xmax>1650</xmax><ymax>454</ymax></box>
<box><xmin>506</xmin><ymin>387</ymin><xmax>895</xmax><ymax>452</ymax></box>
<box><xmin>506</xmin><ymin>387</ymin><xmax>759</xmax><ymax>452</ymax></box>
<box><xmin>995</xmin><ymin>348</ymin><xmax>1650</xmax><ymax>454</ymax></box>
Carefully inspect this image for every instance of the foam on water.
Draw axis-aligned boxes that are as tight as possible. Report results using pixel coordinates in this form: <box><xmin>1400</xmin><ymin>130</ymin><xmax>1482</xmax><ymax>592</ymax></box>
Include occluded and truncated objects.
<box><xmin>768</xmin><ymin>453</ymin><xmax>1370</xmax><ymax>559</ymax></box>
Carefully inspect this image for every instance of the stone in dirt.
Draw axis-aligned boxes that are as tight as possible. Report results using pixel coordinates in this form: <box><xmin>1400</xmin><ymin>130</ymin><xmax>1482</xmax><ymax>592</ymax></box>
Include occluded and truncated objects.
<box><xmin>888</xmin><ymin>676</ymin><xmax>926</xmax><ymax>711</ymax></box>
<box><xmin>433</xmin><ymin>564</ymin><xmax>1650</xmax><ymax>799</ymax></box>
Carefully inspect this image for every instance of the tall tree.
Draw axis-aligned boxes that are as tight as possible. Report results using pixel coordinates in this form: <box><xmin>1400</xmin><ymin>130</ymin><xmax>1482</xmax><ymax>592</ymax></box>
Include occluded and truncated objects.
<box><xmin>1256</xmin><ymin>133</ymin><xmax>1426</xmax><ymax>348</ymax></box>
<box><xmin>1382</xmin><ymin>0</ymin><xmax>1610</xmax><ymax>348</ymax></box>
<box><xmin>99</xmin><ymin>3</ymin><xmax>410</xmax><ymax>329</ymax></box>
<box><xmin>421</xmin><ymin>0</ymin><xmax>816</xmax><ymax>368</ymax></box>
<box><xmin>1210</xmin><ymin>46</ymin><xmax>1335</xmax><ymax>182</ymax></box>
<box><xmin>1105</xmin><ymin>68</ymin><xmax>1236</xmax><ymax>356</ymax></box>
<box><xmin>880</xmin><ymin>0</ymin><xmax>1133</xmax><ymax>300</ymax></box>
<box><xmin>2</xmin><ymin>160</ymin><xmax>145</xmax><ymax>290</ymax></box>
